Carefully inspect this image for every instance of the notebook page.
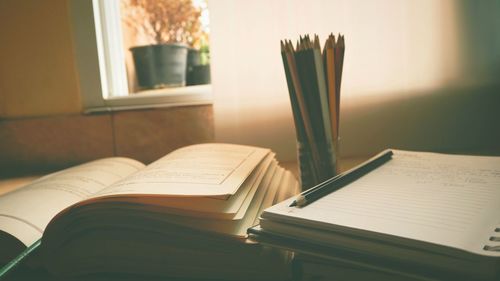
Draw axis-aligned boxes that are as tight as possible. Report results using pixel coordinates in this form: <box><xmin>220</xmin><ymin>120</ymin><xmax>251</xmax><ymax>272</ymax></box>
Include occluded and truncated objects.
<box><xmin>263</xmin><ymin>150</ymin><xmax>500</xmax><ymax>256</ymax></box>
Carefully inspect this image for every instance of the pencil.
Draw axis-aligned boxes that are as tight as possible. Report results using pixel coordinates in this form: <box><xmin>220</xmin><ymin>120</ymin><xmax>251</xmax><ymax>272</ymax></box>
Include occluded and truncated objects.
<box><xmin>334</xmin><ymin>35</ymin><xmax>345</xmax><ymax>131</ymax></box>
<box><xmin>324</xmin><ymin>35</ymin><xmax>338</xmax><ymax>141</ymax></box>
<box><xmin>289</xmin><ymin>149</ymin><xmax>393</xmax><ymax>207</ymax></box>
<box><xmin>295</xmin><ymin>37</ymin><xmax>331</xmax><ymax>180</ymax></box>
<box><xmin>281</xmin><ymin>41</ymin><xmax>307</xmax><ymax>145</ymax></box>
<box><xmin>281</xmin><ymin>41</ymin><xmax>319</xmax><ymax>182</ymax></box>
<box><xmin>312</xmin><ymin>35</ymin><xmax>335</xmax><ymax>177</ymax></box>
<box><xmin>283</xmin><ymin>40</ymin><xmax>321</xmax><ymax>182</ymax></box>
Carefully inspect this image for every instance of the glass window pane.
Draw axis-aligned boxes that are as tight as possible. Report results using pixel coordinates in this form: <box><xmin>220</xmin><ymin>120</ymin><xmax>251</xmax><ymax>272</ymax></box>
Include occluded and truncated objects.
<box><xmin>120</xmin><ymin>0</ymin><xmax>210</xmax><ymax>94</ymax></box>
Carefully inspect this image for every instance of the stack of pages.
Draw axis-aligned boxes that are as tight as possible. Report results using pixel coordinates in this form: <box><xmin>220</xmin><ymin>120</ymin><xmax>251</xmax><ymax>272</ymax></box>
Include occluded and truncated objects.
<box><xmin>250</xmin><ymin>150</ymin><xmax>500</xmax><ymax>281</ymax></box>
<box><xmin>0</xmin><ymin>143</ymin><xmax>299</xmax><ymax>280</ymax></box>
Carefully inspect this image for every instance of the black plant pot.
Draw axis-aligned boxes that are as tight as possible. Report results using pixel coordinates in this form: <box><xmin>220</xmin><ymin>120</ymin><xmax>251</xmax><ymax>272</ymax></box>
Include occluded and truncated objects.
<box><xmin>130</xmin><ymin>43</ymin><xmax>188</xmax><ymax>90</ymax></box>
<box><xmin>186</xmin><ymin>48</ymin><xmax>211</xmax><ymax>86</ymax></box>
<box><xmin>186</xmin><ymin>48</ymin><xmax>201</xmax><ymax>73</ymax></box>
<box><xmin>187</xmin><ymin>64</ymin><xmax>211</xmax><ymax>86</ymax></box>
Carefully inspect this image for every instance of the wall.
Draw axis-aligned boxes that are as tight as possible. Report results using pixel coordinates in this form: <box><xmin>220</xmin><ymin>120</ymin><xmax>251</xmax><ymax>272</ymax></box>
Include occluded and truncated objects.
<box><xmin>0</xmin><ymin>0</ymin><xmax>81</xmax><ymax>118</ymax></box>
<box><xmin>209</xmin><ymin>0</ymin><xmax>500</xmax><ymax>161</ymax></box>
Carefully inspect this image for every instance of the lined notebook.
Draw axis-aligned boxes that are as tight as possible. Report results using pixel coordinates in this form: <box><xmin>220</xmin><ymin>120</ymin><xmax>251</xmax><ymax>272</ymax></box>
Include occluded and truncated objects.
<box><xmin>253</xmin><ymin>150</ymin><xmax>500</xmax><ymax>279</ymax></box>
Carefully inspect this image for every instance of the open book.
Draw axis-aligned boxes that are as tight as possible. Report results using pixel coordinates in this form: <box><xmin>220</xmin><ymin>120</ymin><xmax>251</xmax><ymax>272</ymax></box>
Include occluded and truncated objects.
<box><xmin>250</xmin><ymin>150</ymin><xmax>500</xmax><ymax>280</ymax></box>
<box><xmin>0</xmin><ymin>143</ymin><xmax>299</xmax><ymax>280</ymax></box>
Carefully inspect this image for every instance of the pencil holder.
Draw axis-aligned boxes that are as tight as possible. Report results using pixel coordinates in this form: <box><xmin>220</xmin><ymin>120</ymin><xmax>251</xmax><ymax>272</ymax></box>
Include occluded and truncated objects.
<box><xmin>324</xmin><ymin>138</ymin><xmax>339</xmax><ymax>182</ymax></box>
<box><xmin>297</xmin><ymin>139</ymin><xmax>339</xmax><ymax>191</ymax></box>
<box><xmin>297</xmin><ymin>141</ymin><xmax>316</xmax><ymax>191</ymax></box>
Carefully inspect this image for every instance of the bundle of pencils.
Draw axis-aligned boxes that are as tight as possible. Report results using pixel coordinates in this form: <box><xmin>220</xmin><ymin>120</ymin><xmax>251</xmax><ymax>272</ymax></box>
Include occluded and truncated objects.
<box><xmin>281</xmin><ymin>34</ymin><xmax>345</xmax><ymax>190</ymax></box>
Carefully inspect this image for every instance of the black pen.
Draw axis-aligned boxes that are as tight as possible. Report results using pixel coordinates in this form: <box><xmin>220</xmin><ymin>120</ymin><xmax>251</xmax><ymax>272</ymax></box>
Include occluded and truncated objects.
<box><xmin>290</xmin><ymin>149</ymin><xmax>393</xmax><ymax>207</ymax></box>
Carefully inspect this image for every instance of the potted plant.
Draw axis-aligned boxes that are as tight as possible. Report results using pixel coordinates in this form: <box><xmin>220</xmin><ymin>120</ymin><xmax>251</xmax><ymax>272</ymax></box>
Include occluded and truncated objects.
<box><xmin>186</xmin><ymin>38</ymin><xmax>211</xmax><ymax>86</ymax></box>
<box><xmin>122</xmin><ymin>0</ymin><xmax>203</xmax><ymax>90</ymax></box>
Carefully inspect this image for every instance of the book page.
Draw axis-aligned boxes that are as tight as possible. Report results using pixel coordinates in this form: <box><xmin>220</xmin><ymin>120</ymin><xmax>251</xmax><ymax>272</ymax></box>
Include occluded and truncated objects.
<box><xmin>144</xmin><ymin>161</ymin><xmax>280</xmax><ymax>238</ymax></box>
<box><xmin>0</xmin><ymin>158</ymin><xmax>144</xmax><ymax>246</ymax></box>
<box><xmin>105</xmin><ymin>153</ymin><xmax>276</xmax><ymax>220</ymax></box>
<box><xmin>95</xmin><ymin>143</ymin><xmax>270</xmax><ymax>198</ymax></box>
<box><xmin>263</xmin><ymin>150</ymin><xmax>500</xmax><ymax>256</ymax></box>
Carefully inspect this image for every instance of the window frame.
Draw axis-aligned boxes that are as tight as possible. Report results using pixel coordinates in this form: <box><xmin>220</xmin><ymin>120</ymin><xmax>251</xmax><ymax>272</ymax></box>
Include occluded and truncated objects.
<box><xmin>69</xmin><ymin>0</ymin><xmax>212</xmax><ymax>113</ymax></box>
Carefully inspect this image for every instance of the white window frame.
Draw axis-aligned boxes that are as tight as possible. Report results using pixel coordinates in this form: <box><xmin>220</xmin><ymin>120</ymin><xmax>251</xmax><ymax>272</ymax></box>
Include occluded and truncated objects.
<box><xmin>69</xmin><ymin>0</ymin><xmax>212</xmax><ymax>114</ymax></box>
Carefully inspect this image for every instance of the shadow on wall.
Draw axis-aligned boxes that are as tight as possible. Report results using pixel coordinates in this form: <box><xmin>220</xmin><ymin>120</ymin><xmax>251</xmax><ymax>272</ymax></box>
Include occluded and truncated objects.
<box><xmin>340</xmin><ymin>82</ymin><xmax>500</xmax><ymax>157</ymax></box>
<box><xmin>339</xmin><ymin>0</ymin><xmax>500</xmax><ymax>157</ymax></box>
<box><xmin>455</xmin><ymin>0</ymin><xmax>500</xmax><ymax>84</ymax></box>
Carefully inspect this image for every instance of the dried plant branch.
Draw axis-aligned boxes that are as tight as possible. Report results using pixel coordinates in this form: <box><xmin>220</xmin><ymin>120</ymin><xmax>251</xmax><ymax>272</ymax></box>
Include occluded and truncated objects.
<box><xmin>122</xmin><ymin>0</ymin><xmax>205</xmax><ymax>47</ymax></box>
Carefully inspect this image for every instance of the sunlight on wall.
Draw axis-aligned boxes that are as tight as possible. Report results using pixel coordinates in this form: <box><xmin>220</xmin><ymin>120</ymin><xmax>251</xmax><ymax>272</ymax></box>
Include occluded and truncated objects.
<box><xmin>210</xmin><ymin>0</ymin><xmax>462</xmax><ymax>101</ymax></box>
<box><xmin>278</xmin><ymin>0</ymin><xmax>463</xmax><ymax>96</ymax></box>
<box><xmin>343</xmin><ymin>1</ymin><xmax>460</xmax><ymax>95</ymax></box>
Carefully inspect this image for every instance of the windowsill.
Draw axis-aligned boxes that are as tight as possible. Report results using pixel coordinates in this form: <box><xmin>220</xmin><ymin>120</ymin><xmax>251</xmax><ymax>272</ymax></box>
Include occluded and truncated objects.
<box><xmin>84</xmin><ymin>84</ymin><xmax>213</xmax><ymax>114</ymax></box>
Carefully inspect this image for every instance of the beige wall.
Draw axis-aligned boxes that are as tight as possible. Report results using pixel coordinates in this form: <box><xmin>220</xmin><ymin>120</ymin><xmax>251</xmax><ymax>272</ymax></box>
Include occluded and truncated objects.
<box><xmin>0</xmin><ymin>0</ymin><xmax>81</xmax><ymax>118</ymax></box>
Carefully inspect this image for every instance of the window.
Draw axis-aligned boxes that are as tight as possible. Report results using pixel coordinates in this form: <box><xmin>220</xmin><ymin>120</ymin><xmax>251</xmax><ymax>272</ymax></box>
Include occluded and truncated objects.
<box><xmin>70</xmin><ymin>0</ymin><xmax>212</xmax><ymax>113</ymax></box>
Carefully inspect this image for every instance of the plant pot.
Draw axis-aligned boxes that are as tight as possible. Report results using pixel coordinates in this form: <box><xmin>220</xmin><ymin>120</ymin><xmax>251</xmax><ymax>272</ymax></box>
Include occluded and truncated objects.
<box><xmin>130</xmin><ymin>43</ymin><xmax>188</xmax><ymax>90</ymax></box>
<box><xmin>187</xmin><ymin>64</ymin><xmax>211</xmax><ymax>86</ymax></box>
<box><xmin>186</xmin><ymin>48</ymin><xmax>201</xmax><ymax>74</ymax></box>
